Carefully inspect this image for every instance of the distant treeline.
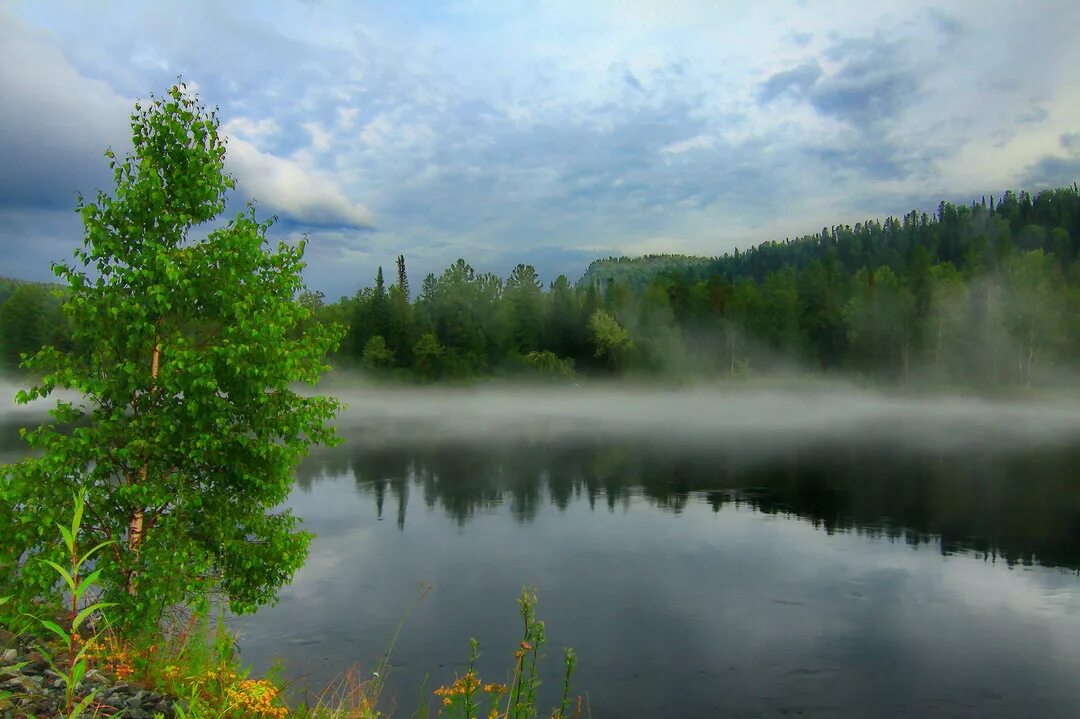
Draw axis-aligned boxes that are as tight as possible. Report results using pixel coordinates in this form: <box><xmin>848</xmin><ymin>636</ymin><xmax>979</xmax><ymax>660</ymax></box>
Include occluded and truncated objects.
<box><xmin>322</xmin><ymin>184</ymin><xmax>1080</xmax><ymax>385</ymax></box>
<box><xmin>0</xmin><ymin>278</ymin><xmax>71</xmax><ymax>370</ymax></box>
<box><xmin>3</xmin><ymin>184</ymin><xmax>1080</xmax><ymax>385</ymax></box>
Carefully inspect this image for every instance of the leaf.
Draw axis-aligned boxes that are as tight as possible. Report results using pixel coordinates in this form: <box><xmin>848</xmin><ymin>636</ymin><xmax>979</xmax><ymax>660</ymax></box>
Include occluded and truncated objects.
<box><xmin>66</xmin><ymin>688</ymin><xmax>100</xmax><ymax>719</ymax></box>
<box><xmin>39</xmin><ymin>559</ymin><xmax>76</xmax><ymax>594</ymax></box>
<box><xmin>76</xmin><ymin>540</ymin><xmax>115</xmax><ymax>570</ymax></box>
<box><xmin>73</xmin><ymin>568</ymin><xmax>105</xmax><ymax>601</ymax></box>
<box><xmin>34</xmin><ymin>618</ymin><xmax>70</xmax><ymax>644</ymax></box>
<box><xmin>71</xmin><ymin>492</ymin><xmax>85</xmax><ymax>535</ymax></box>
<box><xmin>72</xmin><ymin>601</ymin><xmax>116</xmax><ymax>632</ymax></box>
<box><xmin>57</xmin><ymin>525</ymin><xmax>75</xmax><ymax>555</ymax></box>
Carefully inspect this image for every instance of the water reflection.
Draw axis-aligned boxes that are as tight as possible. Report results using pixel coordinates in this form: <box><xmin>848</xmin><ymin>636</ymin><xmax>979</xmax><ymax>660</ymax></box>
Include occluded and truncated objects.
<box><xmin>295</xmin><ymin>429</ymin><xmax>1080</xmax><ymax>573</ymax></box>
<box><xmin>262</xmin><ymin>432</ymin><xmax>1080</xmax><ymax>718</ymax></box>
<box><xmin>6</xmin><ymin>407</ymin><xmax>1080</xmax><ymax>716</ymax></box>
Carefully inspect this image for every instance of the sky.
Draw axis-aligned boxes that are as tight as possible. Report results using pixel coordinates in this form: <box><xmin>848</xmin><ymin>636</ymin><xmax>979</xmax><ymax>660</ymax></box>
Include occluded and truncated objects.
<box><xmin>2</xmin><ymin>0</ymin><xmax>1079</xmax><ymax>299</ymax></box>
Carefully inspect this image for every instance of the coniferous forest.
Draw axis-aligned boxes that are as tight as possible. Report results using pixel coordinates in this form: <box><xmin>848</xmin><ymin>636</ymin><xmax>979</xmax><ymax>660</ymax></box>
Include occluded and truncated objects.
<box><xmin>3</xmin><ymin>184</ymin><xmax>1080</xmax><ymax>386</ymax></box>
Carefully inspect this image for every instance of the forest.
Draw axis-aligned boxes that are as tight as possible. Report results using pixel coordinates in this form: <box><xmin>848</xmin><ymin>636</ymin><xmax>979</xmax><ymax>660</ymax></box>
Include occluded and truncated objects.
<box><xmin>3</xmin><ymin>183</ymin><xmax>1080</xmax><ymax>387</ymax></box>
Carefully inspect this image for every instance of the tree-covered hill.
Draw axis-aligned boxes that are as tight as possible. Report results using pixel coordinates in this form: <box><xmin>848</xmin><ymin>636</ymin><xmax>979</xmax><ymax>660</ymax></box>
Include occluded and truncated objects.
<box><xmin>4</xmin><ymin>183</ymin><xmax>1080</xmax><ymax>385</ymax></box>
<box><xmin>316</xmin><ymin>183</ymin><xmax>1080</xmax><ymax>385</ymax></box>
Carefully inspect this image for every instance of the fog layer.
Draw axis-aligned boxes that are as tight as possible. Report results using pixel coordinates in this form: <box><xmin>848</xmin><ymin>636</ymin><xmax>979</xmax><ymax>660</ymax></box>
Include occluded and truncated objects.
<box><xmin>324</xmin><ymin>381</ymin><xmax>1080</xmax><ymax>455</ymax></box>
<box><xmin>6</xmin><ymin>373</ymin><xmax>1080</xmax><ymax>456</ymax></box>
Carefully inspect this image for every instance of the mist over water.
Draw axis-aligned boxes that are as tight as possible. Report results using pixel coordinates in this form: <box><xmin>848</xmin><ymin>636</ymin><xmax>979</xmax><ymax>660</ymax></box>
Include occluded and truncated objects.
<box><xmin>323</xmin><ymin>381</ymin><xmax>1080</xmax><ymax>455</ymax></box>
<box><xmin>0</xmin><ymin>375</ymin><xmax>80</xmax><ymax>414</ymax></box>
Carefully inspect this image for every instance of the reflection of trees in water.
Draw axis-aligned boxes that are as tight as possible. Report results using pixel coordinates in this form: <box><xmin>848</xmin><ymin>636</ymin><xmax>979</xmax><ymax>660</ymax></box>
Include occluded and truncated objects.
<box><xmin>297</xmin><ymin>434</ymin><xmax>1080</xmax><ymax>572</ymax></box>
<box><xmin>8</xmin><ymin>413</ymin><xmax>1079</xmax><ymax>571</ymax></box>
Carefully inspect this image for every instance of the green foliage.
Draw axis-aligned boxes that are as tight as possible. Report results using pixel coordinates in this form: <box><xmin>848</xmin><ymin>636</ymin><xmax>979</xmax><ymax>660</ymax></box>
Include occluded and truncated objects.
<box><xmin>0</xmin><ymin>283</ymin><xmax>69</xmax><ymax>370</ymax></box>
<box><xmin>844</xmin><ymin>266</ymin><xmax>916</xmax><ymax>376</ymax></box>
<box><xmin>522</xmin><ymin>351</ymin><xmax>574</xmax><ymax>378</ymax></box>
<box><xmin>14</xmin><ymin>493</ymin><xmax>115</xmax><ymax>717</ymax></box>
<box><xmin>413</xmin><ymin>332</ymin><xmax>445</xmax><ymax>380</ymax></box>
<box><xmin>0</xmin><ymin>82</ymin><xmax>341</xmax><ymax>630</ymax></box>
<box><xmin>588</xmin><ymin>310</ymin><xmax>634</xmax><ymax>370</ymax></box>
<box><xmin>361</xmin><ymin>334</ymin><xmax>395</xmax><ymax>371</ymax></box>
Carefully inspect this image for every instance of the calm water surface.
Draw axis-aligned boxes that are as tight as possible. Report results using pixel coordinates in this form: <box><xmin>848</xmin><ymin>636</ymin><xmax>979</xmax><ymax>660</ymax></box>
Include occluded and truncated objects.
<box><xmin>6</xmin><ymin>386</ymin><xmax>1080</xmax><ymax>717</ymax></box>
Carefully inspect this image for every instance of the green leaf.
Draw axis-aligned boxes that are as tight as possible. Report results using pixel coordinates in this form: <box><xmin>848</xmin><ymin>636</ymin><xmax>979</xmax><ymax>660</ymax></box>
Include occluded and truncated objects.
<box><xmin>57</xmin><ymin>524</ymin><xmax>75</xmax><ymax>555</ymax></box>
<box><xmin>71</xmin><ymin>658</ymin><xmax>87</xmax><ymax>688</ymax></box>
<box><xmin>75</xmin><ymin>540</ymin><xmax>115</xmax><ymax>570</ymax></box>
<box><xmin>67</xmin><ymin>687</ymin><xmax>100</xmax><ymax>719</ymax></box>
<box><xmin>39</xmin><ymin>559</ymin><xmax>76</xmax><ymax>594</ymax></box>
<box><xmin>71</xmin><ymin>492</ymin><xmax>85</xmax><ymax>535</ymax></box>
<box><xmin>34</xmin><ymin>618</ymin><xmax>70</xmax><ymax>644</ymax></box>
<box><xmin>73</xmin><ymin>568</ymin><xmax>105</xmax><ymax>601</ymax></box>
<box><xmin>72</xmin><ymin>601</ymin><xmax>116</xmax><ymax>632</ymax></box>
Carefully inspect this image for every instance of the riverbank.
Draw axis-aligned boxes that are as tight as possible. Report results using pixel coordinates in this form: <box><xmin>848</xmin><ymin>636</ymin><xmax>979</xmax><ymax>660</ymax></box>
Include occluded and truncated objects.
<box><xmin>0</xmin><ymin>587</ymin><xmax>577</xmax><ymax>719</ymax></box>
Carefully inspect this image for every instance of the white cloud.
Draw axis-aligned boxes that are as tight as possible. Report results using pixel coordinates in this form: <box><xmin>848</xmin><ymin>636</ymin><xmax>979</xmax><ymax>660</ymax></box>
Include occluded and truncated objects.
<box><xmin>359</xmin><ymin>113</ymin><xmax>436</xmax><ymax>152</ymax></box>
<box><xmin>225</xmin><ymin>136</ymin><xmax>374</xmax><ymax>229</ymax></box>
<box><xmin>221</xmin><ymin>116</ymin><xmax>280</xmax><ymax>142</ymax></box>
<box><xmin>336</xmin><ymin>107</ymin><xmax>360</xmax><ymax>130</ymax></box>
<box><xmin>302</xmin><ymin>121</ymin><xmax>332</xmax><ymax>152</ymax></box>
<box><xmin>661</xmin><ymin>135</ymin><xmax>716</xmax><ymax>155</ymax></box>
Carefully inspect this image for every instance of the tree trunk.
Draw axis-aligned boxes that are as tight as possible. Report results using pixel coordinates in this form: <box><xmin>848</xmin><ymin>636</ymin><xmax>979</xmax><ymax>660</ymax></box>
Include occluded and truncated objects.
<box><xmin>127</xmin><ymin>338</ymin><xmax>159</xmax><ymax>594</ymax></box>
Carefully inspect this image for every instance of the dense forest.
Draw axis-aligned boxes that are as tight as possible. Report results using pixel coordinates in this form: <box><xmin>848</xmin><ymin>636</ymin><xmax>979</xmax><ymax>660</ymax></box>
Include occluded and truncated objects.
<box><xmin>3</xmin><ymin>184</ymin><xmax>1080</xmax><ymax>386</ymax></box>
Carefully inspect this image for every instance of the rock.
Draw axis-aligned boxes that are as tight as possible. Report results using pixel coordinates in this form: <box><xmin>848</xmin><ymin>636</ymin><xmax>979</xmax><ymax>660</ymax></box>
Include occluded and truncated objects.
<box><xmin>4</xmin><ymin>673</ymin><xmax>43</xmax><ymax>693</ymax></box>
<box><xmin>84</xmin><ymin>668</ymin><xmax>109</xmax><ymax>685</ymax></box>
<box><xmin>5</xmin><ymin>669</ymin><xmax>44</xmax><ymax>690</ymax></box>
<box><xmin>0</xmin><ymin>637</ymin><xmax>180</xmax><ymax>719</ymax></box>
<box><xmin>23</xmin><ymin>658</ymin><xmax>49</xmax><ymax>674</ymax></box>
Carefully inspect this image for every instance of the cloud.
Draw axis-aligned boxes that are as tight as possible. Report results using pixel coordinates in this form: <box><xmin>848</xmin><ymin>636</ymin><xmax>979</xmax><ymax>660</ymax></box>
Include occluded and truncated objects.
<box><xmin>336</xmin><ymin>107</ymin><xmax>360</xmax><ymax>130</ymax></box>
<box><xmin>3</xmin><ymin>0</ymin><xmax>1080</xmax><ymax>298</ymax></box>
<box><xmin>225</xmin><ymin>136</ymin><xmax>374</xmax><ymax>229</ymax></box>
<box><xmin>222</xmin><ymin>116</ymin><xmax>280</xmax><ymax>142</ymax></box>
<box><xmin>758</xmin><ymin>61</ymin><xmax>822</xmax><ymax>104</ymax></box>
<box><xmin>1021</xmin><ymin>134</ymin><xmax>1080</xmax><ymax>189</ymax></box>
<box><xmin>0</xmin><ymin>206</ymin><xmax>85</xmax><ymax>282</ymax></box>
<box><xmin>359</xmin><ymin>113</ymin><xmax>437</xmax><ymax>153</ymax></box>
<box><xmin>811</xmin><ymin>39</ymin><xmax>920</xmax><ymax>130</ymax></box>
<box><xmin>0</xmin><ymin>8</ymin><xmax>131</xmax><ymax>209</ymax></box>
<box><xmin>623</xmin><ymin>69</ymin><xmax>644</xmax><ymax>92</ymax></box>
<box><xmin>762</xmin><ymin>37</ymin><xmax>921</xmax><ymax>133</ymax></box>
<box><xmin>301</xmin><ymin>121</ymin><xmax>332</xmax><ymax>152</ymax></box>
<box><xmin>661</xmin><ymin>135</ymin><xmax>716</xmax><ymax>155</ymax></box>
<box><xmin>926</xmin><ymin>8</ymin><xmax>964</xmax><ymax>39</ymax></box>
